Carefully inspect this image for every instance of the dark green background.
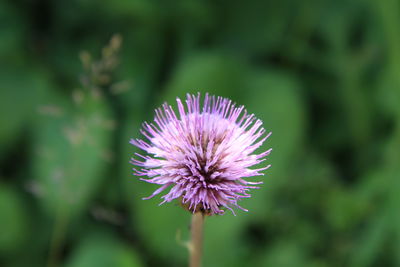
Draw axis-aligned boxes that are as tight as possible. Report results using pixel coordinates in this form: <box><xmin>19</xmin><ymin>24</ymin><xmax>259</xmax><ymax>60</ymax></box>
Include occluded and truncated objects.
<box><xmin>1</xmin><ymin>0</ymin><xmax>400</xmax><ymax>266</ymax></box>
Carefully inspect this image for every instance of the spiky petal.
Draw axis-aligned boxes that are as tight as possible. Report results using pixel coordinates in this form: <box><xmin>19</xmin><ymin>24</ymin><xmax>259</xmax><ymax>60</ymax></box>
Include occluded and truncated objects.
<box><xmin>130</xmin><ymin>93</ymin><xmax>271</xmax><ymax>215</ymax></box>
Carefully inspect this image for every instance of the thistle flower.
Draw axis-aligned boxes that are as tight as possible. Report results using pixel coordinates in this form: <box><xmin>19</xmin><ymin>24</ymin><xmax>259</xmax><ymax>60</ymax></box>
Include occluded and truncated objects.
<box><xmin>130</xmin><ymin>93</ymin><xmax>271</xmax><ymax>215</ymax></box>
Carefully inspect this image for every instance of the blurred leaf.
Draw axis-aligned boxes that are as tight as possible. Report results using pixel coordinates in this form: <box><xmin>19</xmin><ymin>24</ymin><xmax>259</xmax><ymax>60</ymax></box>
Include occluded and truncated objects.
<box><xmin>203</xmin><ymin>215</ymin><xmax>248</xmax><ymax>267</ymax></box>
<box><xmin>239</xmin><ymin>70</ymin><xmax>306</xmax><ymax>214</ymax></box>
<box><xmin>350</xmin><ymin>136</ymin><xmax>400</xmax><ymax>266</ymax></box>
<box><xmin>376</xmin><ymin>71</ymin><xmax>400</xmax><ymax>118</ymax></box>
<box><xmin>0</xmin><ymin>1</ymin><xmax>25</xmax><ymax>61</ymax></box>
<box><xmin>350</xmin><ymin>214</ymin><xmax>388</xmax><ymax>267</ymax></box>
<box><xmin>326</xmin><ymin>189</ymin><xmax>369</xmax><ymax>231</ymax></box>
<box><xmin>216</xmin><ymin>0</ymin><xmax>293</xmax><ymax>54</ymax></box>
<box><xmin>242</xmin><ymin>70</ymin><xmax>306</xmax><ymax>177</ymax></box>
<box><xmin>253</xmin><ymin>239</ymin><xmax>332</xmax><ymax>267</ymax></box>
<box><xmin>133</xmin><ymin>198</ymin><xmax>189</xmax><ymax>264</ymax></box>
<box><xmin>97</xmin><ymin>0</ymin><xmax>158</xmax><ymax>21</ymax></box>
<box><xmin>63</xmin><ymin>0</ymin><xmax>160</xmax><ymax>24</ymax></box>
<box><xmin>164</xmin><ymin>52</ymin><xmax>249</xmax><ymax>104</ymax></box>
<box><xmin>0</xmin><ymin>68</ymin><xmax>47</xmax><ymax>154</ymax></box>
<box><xmin>65</xmin><ymin>231</ymin><xmax>143</xmax><ymax>267</ymax></box>
<box><xmin>33</xmin><ymin>91</ymin><xmax>113</xmax><ymax>218</ymax></box>
<box><xmin>257</xmin><ymin>242</ymin><xmax>309</xmax><ymax>267</ymax></box>
<box><xmin>0</xmin><ymin>183</ymin><xmax>29</xmax><ymax>255</ymax></box>
<box><xmin>116</xmin><ymin>30</ymin><xmax>163</xmax><ymax>113</ymax></box>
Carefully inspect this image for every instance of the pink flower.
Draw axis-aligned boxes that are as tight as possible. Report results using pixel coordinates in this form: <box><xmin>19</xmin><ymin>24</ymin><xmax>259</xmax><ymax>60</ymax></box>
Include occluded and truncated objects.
<box><xmin>130</xmin><ymin>93</ymin><xmax>271</xmax><ymax>215</ymax></box>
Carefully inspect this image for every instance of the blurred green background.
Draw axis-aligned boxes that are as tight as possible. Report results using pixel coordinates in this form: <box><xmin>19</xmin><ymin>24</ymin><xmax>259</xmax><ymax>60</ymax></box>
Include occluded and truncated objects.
<box><xmin>1</xmin><ymin>0</ymin><xmax>400</xmax><ymax>266</ymax></box>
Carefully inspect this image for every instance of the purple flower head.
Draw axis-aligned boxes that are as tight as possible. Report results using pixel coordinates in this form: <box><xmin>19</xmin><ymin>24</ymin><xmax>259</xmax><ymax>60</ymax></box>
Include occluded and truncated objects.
<box><xmin>130</xmin><ymin>93</ymin><xmax>271</xmax><ymax>215</ymax></box>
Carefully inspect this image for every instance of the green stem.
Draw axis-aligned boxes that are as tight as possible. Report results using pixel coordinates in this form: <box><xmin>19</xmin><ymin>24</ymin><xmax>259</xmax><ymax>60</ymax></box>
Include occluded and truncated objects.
<box><xmin>189</xmin><ymin>212</ymin><xmax>204</xmax><ymax>267</ymax></box>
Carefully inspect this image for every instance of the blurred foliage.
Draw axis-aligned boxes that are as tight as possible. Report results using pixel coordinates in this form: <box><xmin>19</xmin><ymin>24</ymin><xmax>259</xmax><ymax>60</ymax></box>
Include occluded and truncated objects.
<box><xmin>1</xmin><ymin>0</ymin><xmax>400</xmax><ymax>266</ymax></box>
<box><xmin>65</xmin><ymin>231</ymin><xmax>143</xmax><ymax>267</ymax></box>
